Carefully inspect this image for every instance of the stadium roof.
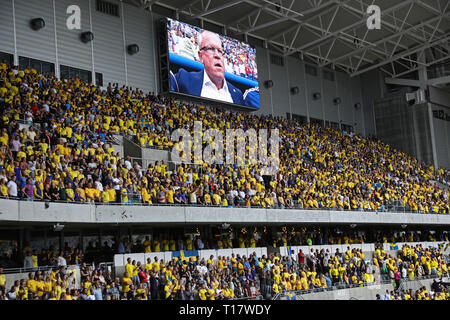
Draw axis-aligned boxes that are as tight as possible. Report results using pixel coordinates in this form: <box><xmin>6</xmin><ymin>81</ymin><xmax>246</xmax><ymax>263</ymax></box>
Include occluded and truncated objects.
<box><xmin>126</xmin><ymin>0</ymin><xmax>450</xmax><ymax>83</ymax></box>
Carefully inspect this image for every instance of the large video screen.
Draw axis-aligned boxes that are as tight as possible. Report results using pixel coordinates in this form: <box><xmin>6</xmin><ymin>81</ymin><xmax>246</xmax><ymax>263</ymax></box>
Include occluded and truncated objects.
<box><xmin>166</xmin><ymin>18</ymin><xmax>260</xmax><ymax>109</ymax></box>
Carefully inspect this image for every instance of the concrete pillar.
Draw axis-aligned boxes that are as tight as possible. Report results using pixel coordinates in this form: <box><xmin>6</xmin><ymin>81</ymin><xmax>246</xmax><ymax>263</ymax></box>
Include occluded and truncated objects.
<box><xmin>418</xmin><ymin>53</ymin><xmax>438</xmax><ymax>170</ymax></box>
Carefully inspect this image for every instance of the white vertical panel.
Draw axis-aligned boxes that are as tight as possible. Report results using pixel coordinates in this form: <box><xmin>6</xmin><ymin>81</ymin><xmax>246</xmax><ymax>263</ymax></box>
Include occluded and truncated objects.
<box><xmin>199</xmin><ymin>249</ymin><xmax>217</xmax><ymax>262</ymax></box>
<box><xmin>232</xmin><ymin>248</ymin><xmax>249</xmax><ymax>258</ymax></box>
<box><xmin>123</xmin><ymin>3</ymin><xmax>157</xmax><ymax>92</ymax></box>
<box><xmin>260</xmin><ymin>247</ymin><xmax>268</xmax><ymax>257</ymax></box>
<box><xmin>144</xmin><ymin>252</ymin><xmax>162</xmax><ymax>263</ymax></box>
<box><xmin>54</xmin><ymin>0</ymin><xmax>92</xmax><ymax>71</ymax></box>
<box><xmin>323</xmin><ymin>71</ymin><xmax>338</xmax><ymax>123</ymax></box>
<box><xmin>255</xmin><ymin>47</ymin><xmax>271</xmax><ymax>115</ymax></box>
<box><xmin>15</xmin><ymin>0</ymin><xmax>56</xmax><ymax>63</ymax></box>
<box><xmin>351</xmin><ymin>76</ymin><xmax>365</xmax><ymax>135</ymax></box>
<box><xmin>91</xmin><ymin>0</ymin><xmax>126</xmax><ymax>85</ymax></box>
<box><xmin>0</xmin><ymin>0</ymin><xmax>15</xmax><ymax>55</ymax></box>
<box><xmin>269</xmin><ymin>57</ymin><xmax>290</xmax><ymax>117</ymax></box>
<box><xmin>217</xmin><ymin>249</ymin><xmax>233</xmax><ymax>258</ymax></box>
<box><xmin>123</xmin><ymin>253</ymin><xmax>145</xmax><ymax>265</ymax></box>
<box><xmin>287</xmin><ymin>56</ymin><xmax>308</xmax><ymax>118</ymax></box>
<box><xmin>163</xmin><ymin>251</ymin><xmax>173</xmax><ymax>263</ymax></box>
<box><xmin>114</xmin><ymin>254</ymin><xmax>125</xmax><ymax>267</ymax></box>
<box><xmin>306</xmin><ymin>70</ymin><xmax>323</xmax><ymax>120</ymax></box>
<box><xmin>251</xmin><ymin>247</ymin><xmax>262</xmax><ymax>258</ymax></box>
<box><xmin>336</xmin><ymin>71</ymin><xmax>354</xmax><ymax>127</ymax></box>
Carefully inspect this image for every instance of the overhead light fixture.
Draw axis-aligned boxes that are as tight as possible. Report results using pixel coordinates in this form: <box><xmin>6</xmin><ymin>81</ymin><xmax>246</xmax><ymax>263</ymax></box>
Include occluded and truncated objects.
<box><xmin>312</xmin><ymin>92</ymin><xmax>321</xmax><ymax>100</ymax></box>
<box><xmin>53</xmin><ymin>223</ymin><xmax>65</xmax><ymax>232</ymax></box>
<box><xmin>30</xmin><ymin>18</ymin><xmax>45</xmax><ymax>31</ymax></box>
<box><xmin>264</xmin><ymin>80</ymin><xmax>273</xmax><ymax>88</ymax></box>
<box><xmin>80</xmin><ymin>31</ymin><xmax>94</xmax><ymax>43</ymax></box>
<box><xmin>221</xmin><ymin>223</ymin><xmax>230</xmax><ymax>229</ymax></box>
<box><xmin>127</xmin><ymin>44</ymin><xmax>139</xmax><ymax>55</ymax></box>
<box><xmin>333</xmin><ymin>97</ymin><xmax>341</xmax><ymax>105</ymax></box>
<box><xmin>290</xmin><ymin>86</ymin><xmax>299</xmax><ymax>95</ymax></box>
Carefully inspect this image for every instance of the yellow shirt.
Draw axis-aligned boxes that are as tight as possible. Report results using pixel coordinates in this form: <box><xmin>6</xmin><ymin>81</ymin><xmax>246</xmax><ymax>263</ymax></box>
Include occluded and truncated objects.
<box><xmin>199</xmin><ymin>289</ymin><xmax>207</xmax><ymax>300</ymax></box>
<box><xmin>122</xmin><ymin>277</ymin><xmax>132</xmax><ymax>293</ymax></box>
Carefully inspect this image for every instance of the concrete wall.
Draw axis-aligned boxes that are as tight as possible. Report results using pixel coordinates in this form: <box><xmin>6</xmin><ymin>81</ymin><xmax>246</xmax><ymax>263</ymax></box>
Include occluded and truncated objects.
<box><xmin>255</xmin><ymin>49</ymin><xmax>367</xmax><ymax>135</ymax></box>
<box><xmin>2</xmin><ymin>199</ymin><xmax>450</xmax><ymax>226</ymax></box>
<box><xmin>360</xmin><ymin>69</ymin><xmax>385</xmax><ymax>136</ymax></box>
<box><xmin>141</xmin><ymin>148</ymin><xmax>171</xmax><ymax>164</ymax></box>
<box><xmin>114</xmin><ymin>247</ymin><xmax>267</xmax><ymax>267</ymax></box>
<box><xmin>0</xmin><ymin>0</ymin><xmax>158</xmax><ymax>91</ymax></box>
<box><xmin>431</xmin><ymin>104</ymin><xmax>450</xmax><ymax>170</ymax></box>
<box><xmin>429</xmin><ymin>86</ymin><xmax>450</xmax><ymax>109</ymax></box>
<box><xmin>111</xmin><ymin>134</ymin><xmax>124</xmax><ymax>158</ymax></box>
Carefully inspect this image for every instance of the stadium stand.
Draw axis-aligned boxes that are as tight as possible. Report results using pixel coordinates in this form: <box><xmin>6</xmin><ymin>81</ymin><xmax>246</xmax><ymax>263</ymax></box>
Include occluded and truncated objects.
<box><xmin>1</xmin><ymin>238</ymin><xmax>449</xmax><ymax>300</ymax></box>
<box><xmin>0</xmin><ymin>63</ymin><xmax>449</xmax><ymax>214</ymax></box>
<box><xmin>0</xmin><ymin>0</ymin><xmax>449</xmax><ymax>304</ymax></box>
<box><xmin>0</xmin><ymin>62</ymin><xmax>449</xmax><ymax>300</ymax></box>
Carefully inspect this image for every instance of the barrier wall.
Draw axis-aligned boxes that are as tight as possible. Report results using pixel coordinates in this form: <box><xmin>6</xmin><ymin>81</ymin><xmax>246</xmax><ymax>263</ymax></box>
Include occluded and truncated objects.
<box><xmin>280</xmin><ymin>277</ymin><xmax>450</xmax><ymax>300</ymax></box>
<box><xmin>2</xmin><ymin>198</ymin><xmax>450</xmax><ymax>226</ymax></box>
<box><xmin>114</xmin><ymin>247</ymin><xmax>268</xmax><ymax>268</ymax></box>
<box><xmin>380</xmin><ymin>241</ymin><xmax>448</xmax><ymax>251</ymax></box>
<box><xmin>279</xmin><ymin>243</ymin><xmax>376</xmax><ymax>257</ymax></box>
<box><xmin>279</xmin><ymin>241</ymin><xmax>449</xmax><ymax>260</ymax></box>
<box><xmin>4</xmin><ymin>265</ymin><xmax>80</xmax><ymax>290</ymax></box>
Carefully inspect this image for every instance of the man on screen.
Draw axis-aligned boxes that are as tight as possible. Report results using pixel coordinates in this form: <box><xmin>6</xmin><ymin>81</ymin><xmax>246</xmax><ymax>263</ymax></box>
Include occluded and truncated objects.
<box><xmin>170</xmin><ymin>30</ymin><xmax>244</xmax><ymax>105</ymax></box>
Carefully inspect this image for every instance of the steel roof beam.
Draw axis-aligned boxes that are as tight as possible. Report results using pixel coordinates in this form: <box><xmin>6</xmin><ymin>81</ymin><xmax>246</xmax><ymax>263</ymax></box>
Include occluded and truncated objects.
<box><xmin>324</xmin><ymin>13</ymin><xmax>449</xmax><ymax>68</ymax></box>
<box><xmin>350</xmin><ymin>35</ymin><xmax>450</xmax><ymax>77</ymax></box>
<box><xmin>427</xmin><ymin>75</ymin><xmax>450</xmax><ymax>86</ymax></box>
<box><xmin>293</xmin><ymin>0</ymin><xmax>416</xmax><ymax>52</ymax></box>
<box><xmin>341</xmin><ymin>2</ymin><xmax>444</xmax><ymax>45</ymax></box>
<box><xmin>191</xmin><ymin>0</ymin><xmax>247</xmax><ymax>19</ymax></box>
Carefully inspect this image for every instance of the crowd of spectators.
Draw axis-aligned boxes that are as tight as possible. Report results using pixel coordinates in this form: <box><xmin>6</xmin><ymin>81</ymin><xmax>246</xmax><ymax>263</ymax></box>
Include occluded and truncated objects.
<box><xmin>374</xmin><ymin>243</ymin><xmax>449</xmax><ymax>286</ymax></box>
<box><xmin>0</xmin><ymin>62</ymin><xmax>449</xmax><ymax>214</ymax></box>
<box><xmin>3</xmin><ymin>227</ymin><xmax>446</xmax><ymax>269</ymax></box>
<box><xmin>1</xmin><ymin>228</ymin><xmax>449</xmax><ymax>300</ymax></box>
<box><xmin>0</xmin><ymin>247</ymin><xmax>377</xmax><ymax>300</ymax></box>
<box><xmin>376</xmin><ymin>284</ymin><xmax>450</xmax><ymax>300</ymax></box>
<box><xmin>6</xmin><ymin>241</ymin><xmax>448</xmax><ymax>300</ymax></box>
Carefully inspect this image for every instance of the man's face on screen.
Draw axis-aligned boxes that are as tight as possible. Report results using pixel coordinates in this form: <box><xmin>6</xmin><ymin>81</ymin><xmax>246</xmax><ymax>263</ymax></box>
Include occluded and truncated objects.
<box><xmin>199</xmin><ymin>32</ymin><xmax>225</xmax><ymax>87</ymax></box>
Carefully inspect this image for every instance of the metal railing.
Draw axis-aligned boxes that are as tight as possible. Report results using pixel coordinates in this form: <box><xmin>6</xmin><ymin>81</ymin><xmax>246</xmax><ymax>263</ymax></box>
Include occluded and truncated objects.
<box><xmin>273</xmin><ymin>279</ymin><xmax>395</xmax><ymax>300</ymax></box>
<box><xmin>233</xmin><ymin>295</ymin><xmax>264</xmax><ymax>300</ymax></box>
<box><xmin>1</xmin><ymin>195</ymin><xmax>447</xmax><ymax>216</ymax></box>
<box><xmin>1</xmin><ymin>265</ymin><xmax>57</xmax><ymax>275</ymax></box>
<box><xmin>1</xmin><ymin>261</ymin><xmax>113</xmax><ymax>275</ymax></box>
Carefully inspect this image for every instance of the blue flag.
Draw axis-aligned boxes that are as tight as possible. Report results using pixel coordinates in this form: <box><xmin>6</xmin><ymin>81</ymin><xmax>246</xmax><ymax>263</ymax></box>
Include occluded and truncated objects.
<box><xmin>285</xmin><ymin>291</ymin><xmax>296</xmax><ymax>300</ymax></box>
<box><xmin>172</xmin><ymin>250</ymin><xmax>198</xmax><ymax>262</ymax></box>
<box><xmin>389</xmin><ymin>243</ymin><xmax>398</xmax><ymax>250</ymax></box>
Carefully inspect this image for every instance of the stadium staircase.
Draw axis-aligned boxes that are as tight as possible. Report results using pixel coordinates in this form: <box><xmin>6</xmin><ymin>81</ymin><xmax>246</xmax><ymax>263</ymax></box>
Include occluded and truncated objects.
<box><xmin>429</xmin><ymin>180</ymin><xmax>450</xmax><ymax>191</ymax></box>
<box><xmin>122</xmin><ymin>134</ymin><xmax>177</xmax><ymax>170</ymax></box>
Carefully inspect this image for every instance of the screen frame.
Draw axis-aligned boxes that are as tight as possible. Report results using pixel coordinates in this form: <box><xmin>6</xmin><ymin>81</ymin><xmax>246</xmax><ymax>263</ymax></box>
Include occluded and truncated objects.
<box><xmin>164</xmin><ymin>17</ymin><xmax>260</xmax><ymax>111</ymax></box>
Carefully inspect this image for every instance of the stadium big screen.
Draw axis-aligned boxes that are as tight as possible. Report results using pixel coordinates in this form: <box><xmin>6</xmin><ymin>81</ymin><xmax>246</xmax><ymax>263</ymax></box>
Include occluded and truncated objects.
<box><xmin>166</xmin><ymin>17</ymin><xmax>260</xmax><ymax>109</ymax></box>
